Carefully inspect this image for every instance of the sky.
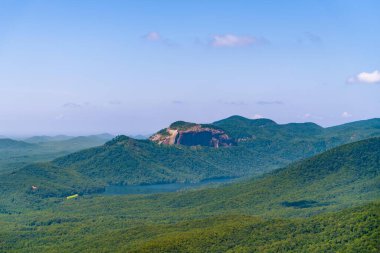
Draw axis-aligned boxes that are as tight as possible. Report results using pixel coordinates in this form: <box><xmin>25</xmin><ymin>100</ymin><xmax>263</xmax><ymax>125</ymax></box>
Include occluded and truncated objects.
<box><xmin>0</xmin><ymin>0</ymin><xmax>379</xmax><ymax>136</ymax></box>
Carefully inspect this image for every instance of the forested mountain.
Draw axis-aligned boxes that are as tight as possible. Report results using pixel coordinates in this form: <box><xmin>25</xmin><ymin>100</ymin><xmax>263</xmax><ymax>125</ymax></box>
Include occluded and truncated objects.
<box><xmin>214</xmin><ymin>115</ymin><xmax>380</xmax><ymax>142</ymax></box>
<box><xmin>0</xmin><ymin>134</ymin><xmax>114</xmax><ymax>174</ymax></box>
<box><xmin>0</xmin><ymin>138</ymin><xmax>35</xmax><ymax>149</ymax></box>
<box><xmin>23</xmin><ymin>135</ymin><xmax>73</xmax><ymax>143</ymax></box>
<box><xmin>0</xmin><ymin>137</ymin><xmax>379</xmax><ymax>252</ymax></box>
<box><xmin>0</xmin><ymin>117</ymin><xmax>379</xmax><ymax>209</ymax></box>
<box><xmin>157</xmin><ymin>136</ymin><xmax>380</xmax><ymax>217</ymax></box>
<box><xmin>129</xmin><ymin>203</ymin><xmax>380</xmax><ymax>253</ymax></box>
<box><xmin>23</xmin><ymin>133</ymin><xmax>114</xmax><ymax>144</ymax></box>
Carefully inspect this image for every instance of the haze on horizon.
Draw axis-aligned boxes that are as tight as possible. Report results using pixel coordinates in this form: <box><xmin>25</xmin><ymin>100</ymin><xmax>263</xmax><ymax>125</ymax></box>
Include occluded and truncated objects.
<box><xmin>0</xmin><ymin>0</ymin><xmax>379</xmax><ymax>136</ymax></box>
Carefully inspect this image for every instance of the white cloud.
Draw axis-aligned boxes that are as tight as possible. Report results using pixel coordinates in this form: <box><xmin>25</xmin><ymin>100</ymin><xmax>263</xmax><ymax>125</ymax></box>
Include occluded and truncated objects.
<box><xmin>347</xmin><ymin>70</ymin><xmax>380</xmax><ymax>84</ymax></box>
<box><xmin>301</xmin><ymin>113</ymin><xmax>324</xmax><ymax>120</ymax></box>
<box><xmin>211</xmin><ymin>34</ymin><xmax>257</xmax><ymax>47</ymax></box>
<box><xmin>63</xmin><ymin>102</ymin><xmax>81</xmax><ymax>109</ymax></box>
<box><xmin>252</xmin><ymin>114</ymin><xmax>264</xmax><ymax>119</ymax></box>
<box><xmin>341</xmin><ymin>112</ymin><xmax>352</xmax><ymax>118</ymax></box>
<box><xmin>55</xmin><ymin>114</ymin><xmax>65</xmax><ymax>120</ymax></box>
<box><xmin>257</xmin><ymin>100</ymin><xmax>284</xmax><ymax>105</ymax></box>
<box><xmin>108</xmin><ymin>100</ymin><xmax>122</xmax><ymax>105</ymax></box>
<box><xmin>144</xmin><ymin>32</ymin><xmax>161</xmax><ymax>41</ymax></box>
<box><xmin>304</xmin><ymin>113</ymin><xmax>312</xmax><ymax>118</ymax></box>
<box><xmin>219</xmin><ymin>100</ymin><xmax>246</xmax><ymax>106</ymax></box>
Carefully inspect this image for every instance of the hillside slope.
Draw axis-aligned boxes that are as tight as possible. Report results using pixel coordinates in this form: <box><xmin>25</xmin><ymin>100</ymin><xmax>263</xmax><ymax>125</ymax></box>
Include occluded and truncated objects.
<box><xmin>163</xmin><ymin>137</ymin><xmax>380</xmax><ymax>217</ymax></box>
<box><xmin>0</xmin><ymin>117</ymin><xmax>380</xmax><ymax>210</ymax></box>
<box><xmin>41</xmin><ymin>137</ymin><xmax>379</xmax><ymax>219</ymax></box>
<box><xmin>130</xmin><ymin>203</ymin><xmax>380</xmax><ymax>253</ymax></box>
<box><xmin>0</xmin><ymin>138</ymin><xmax>379</xmax><ymax>251</ymax></box>
<box><xmin>1</xmin><ymin>202</ymin><xmax>378</xmax><ymax>253</ymax></box>
<box><xmin>0</xmin><ymin>135</ymin><xmax>113</xmax><ymax>174</ymax></box>
<box><xmin>0</xmin><ymin>139</ymin><xmax>35</xmax><ymax>149</ymax></box>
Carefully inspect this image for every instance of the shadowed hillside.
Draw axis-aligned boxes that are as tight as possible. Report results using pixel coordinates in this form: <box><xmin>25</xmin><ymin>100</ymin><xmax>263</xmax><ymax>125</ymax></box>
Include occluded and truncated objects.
<box><xmin>0</xmin><ymin>117</ymin><xmax>379</xmax><ymax>211</ymax></box>
<box><xmin>0</xmin><ymin>138</ymin><xmax>379</xmax><ymax>252</ymax></box>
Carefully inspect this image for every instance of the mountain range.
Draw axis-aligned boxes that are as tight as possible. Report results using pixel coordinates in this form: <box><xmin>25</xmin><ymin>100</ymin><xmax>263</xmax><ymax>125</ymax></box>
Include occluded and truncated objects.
<box><xmin>0</xmin><ymin>134</ymin><xmax>114</xmax><ymax>174</ymax></box>
<box><xmin>1</xmin><ymin>129</ymin><xmax>379</xmax><ymax>252</ymax></box>
<box><xmin>0</xmin><ymin>116</ymin><xmax>380</xmax><ymax>213</ymax></box>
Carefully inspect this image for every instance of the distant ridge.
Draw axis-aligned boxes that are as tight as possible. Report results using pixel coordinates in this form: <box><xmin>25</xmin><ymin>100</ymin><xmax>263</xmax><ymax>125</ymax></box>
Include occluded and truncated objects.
<box><xmin>0</xmin><ymin>138</ymin><xmax>35</xmax><ymax>149</ymax></box>
<box><xmin>23</xmin><ymin>133</ymin><xmax>114</xmax><ymax>144</ymax></box>
<box><xmin>23</xmin><ymin>135</ymin><xmax>73</xmax><ymax>143</ymax></box>
<box><xmin>1</xmin><ymin>116</ymin><xmax>380</xmax><ymax>212</ymax></box>
<box><xmin>0</xmin><ymin>134</ymin><xmax>115</xmax><ymax>175</ymax></box>
<box><xmin>152</xmin><ymin>115</ymin><xmax>380</xmax><ymax>143</ymax></box>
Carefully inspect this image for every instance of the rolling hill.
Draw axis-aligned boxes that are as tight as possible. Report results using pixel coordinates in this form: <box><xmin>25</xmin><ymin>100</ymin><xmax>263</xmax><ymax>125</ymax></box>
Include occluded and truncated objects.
<box><xmin>0</xmin><ymin>137</ymin><xmax>379</xmax><ymax>252</ymax></box>
<box><xmin>54</xmin><ymin>137</ymin><xmax>379</xmax><ymax>219</ymax></box>
<box><xmin>159</xmin><ymin>136</ymin><xmax>380</xmax><ymax>217</ymax></box>
<box><xmin>0</xmin><ymin>117</ymin><xmax>380</xmax><ymax>209</ymax></box>
<box><xmin>129</xmin><ymin>203</ymin><xmax>380</xmax><ymax>253</ymax></box>
<box><xmin>23</xmin><ymin>135</ymin><xmax>73</xmax><ymax>143</ymax></box>
<box><xmin>23</xmin><ymin>134</ymin><xmax>114</xmax><ymax>144</ymax></box>
<box><xmin>0</xmin><ymin>134</ymin><xmax>114</xmax><ymax>174</ymax></box>
<box><xmin>0</xmin><ymin>138</ymin><xmax>35</xmax><ymax>149</ymax></box>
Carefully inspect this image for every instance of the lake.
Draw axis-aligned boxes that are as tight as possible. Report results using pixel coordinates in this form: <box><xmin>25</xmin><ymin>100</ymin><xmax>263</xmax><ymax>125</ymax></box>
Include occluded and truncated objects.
<box><xmin>102</xmin><ymin>177</ymin><xmax>235</xmax><ymax>195</ymax></box>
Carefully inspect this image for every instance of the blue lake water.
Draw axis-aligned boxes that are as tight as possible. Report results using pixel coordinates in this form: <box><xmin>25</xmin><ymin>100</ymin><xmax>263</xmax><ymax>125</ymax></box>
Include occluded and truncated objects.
<box><xmin>102</xmin><ymin>177</ymin><xmax>235</xmax><ymax>195</ymax></box>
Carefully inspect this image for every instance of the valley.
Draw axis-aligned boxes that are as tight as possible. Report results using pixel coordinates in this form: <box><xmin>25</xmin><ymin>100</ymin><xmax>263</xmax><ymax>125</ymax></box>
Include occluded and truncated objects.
<box><xmin>2</xmin><ymin>2</ymin><xmax>379</xmax><ymax>251</ymax></box>
<box><xmin>0</xmin><ymin>117</ymin><xmax>379</xmax><ymax>252</ymax></box>
<box><xmin>1</xmin><ymin>116</ymin><xmax>380</xmax><ymax>210</ymax></box>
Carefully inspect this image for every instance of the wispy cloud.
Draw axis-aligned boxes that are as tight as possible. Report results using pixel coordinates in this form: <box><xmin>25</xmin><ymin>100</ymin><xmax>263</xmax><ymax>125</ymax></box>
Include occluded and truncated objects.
<box><xmin>211</xmin><ymin>34</ymin><xmax>267</xmax><ymax>48</ymax></box>
<box><xmin>257</xmin><ymin>100</ymin><xmax>284</xmax><ymax>105</ymax></box>
<box><xmin>252</xmin><ymin>114</ymin><xmax>264</xmax><ymax>119</ymax></box>
<box><xmin>219</xmin><ymin>100</ymin><xmax>246</xmax><ymax>106</ymax></box>
<box><xmin>347</xmin><ymin>70</ymin><xmax>380</xmax><ymax>84</ymax></box>
<box><xmin>55</xmin><ymin>114</ymin><xmax>65</xmax><ymax>120</ymax></box>
<box><xmin>108</xmin><ymin>100</ymin><xmax>122</xmax><ymax>106</ymax></box>
<box><xmin>304</xmin><ymin>113</ymin><xmax>312</xmax><ymax>119</ymax></box>
<box><xmin>298</xmin><ymin>32</ymin><xmax>323</xmax><ymax>45</ymax></box>
<box><xmin>144</xmin><ymin>31</ymin><xmax>161</xmax><ymax>41</ymax></box>
<box><xmin>62</xmin><ymin>103</ymin><xmax>81</xmax><ymax>109</ymax></box>
<box><xmin>172</xmin><ymin>100</ymin><xmax>184</xmax><ymax>105</ymax></box>
<box><xmin>142</xmin><ymin>32</ymin><xmax>178</xmax><ymax>47</ymax></box>
<box><xmin>302</xmin><ymin>113</ymin><xmax>324</xmax><ymax>120</ymax></box>
<box><xmin>341</xmin><ymin>111</ymin><xmax>353</xmax><ymax>118</ymax></box>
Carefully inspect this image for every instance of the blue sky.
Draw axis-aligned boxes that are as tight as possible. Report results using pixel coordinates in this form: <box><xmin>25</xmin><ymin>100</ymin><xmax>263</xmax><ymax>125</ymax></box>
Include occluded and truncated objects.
<box><xmin>0</xmin><ymin>0</ymin><xmax>379</xmax><ymax>136</ymax></box>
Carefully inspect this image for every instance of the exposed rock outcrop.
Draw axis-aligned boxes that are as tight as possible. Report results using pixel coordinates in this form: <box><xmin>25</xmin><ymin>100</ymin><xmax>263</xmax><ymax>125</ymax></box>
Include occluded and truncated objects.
<box><xmin>150</xmin><ymin>121</ymin><xmax>235</xmax><ymax>148</ymax></box>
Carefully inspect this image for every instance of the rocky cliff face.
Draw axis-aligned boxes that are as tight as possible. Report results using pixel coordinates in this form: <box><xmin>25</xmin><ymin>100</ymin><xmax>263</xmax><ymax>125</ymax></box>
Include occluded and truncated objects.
<box><xmin>150</xmin><ymin>122</ymin><xmax>235</xmax><ymax>148</ymax></box>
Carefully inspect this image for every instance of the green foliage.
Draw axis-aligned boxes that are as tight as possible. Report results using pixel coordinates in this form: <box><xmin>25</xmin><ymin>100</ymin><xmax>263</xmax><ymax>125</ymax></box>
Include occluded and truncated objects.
<box><xmin>0</xmin><ymin>138</ymin><xmax>35</xmax><ymax>149</ymax></box>
<box><xmin>213</xmin><ymin>116</ymin><xmax>380</xmax><ymax>143</ymax></box>
<box><xmin>0</xmin><ymin>135</ymin><xmax>113</xmax><ymax>174</ymax></box>
<box><xmin>0</xmin><ymin>136</ymin><xmax>379</xmax><ymax>252</ymax></box>
<box><xmin>131</xmin><ymin>203</ymin><xmax>380</xmax><ymax>253</ymax></box>
<box><xmin>1</xmin><ymin>118</ymin><xmax>380</xmax><ymax>212</ymax></box>
<box><xmin>169</xmin><ymin>121</ymin><xmax>197</xmax><ymax>130</ymax></box>
<box><xmin>0</xmin><ymin>201</ymin><xmax>378</xmax><ymax>252</ymax></box>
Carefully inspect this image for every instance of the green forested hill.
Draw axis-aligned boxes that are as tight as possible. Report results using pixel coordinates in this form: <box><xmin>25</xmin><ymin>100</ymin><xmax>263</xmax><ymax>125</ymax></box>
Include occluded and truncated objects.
<box><xmin>0</xmin><ymin>134</ymin><xmax>113</xmax><ymax>174</ymax></box>
<box><xmin>1</xmin><ymin>202</ymin><xmax>378</xmax><ymax>253</ymax></box>
<box><xmin>0</xmin><ymin>138</ymin><xmax>379</xmax><ymax>252</ymax></box>
<box><xmin>214</xmin><ymin>115</ymin><xmax>380</xmax><ymax>142</ymax></box>
<box><xmin>23</xmin><ymin>133</ymin><xmax>114</xmax><ymax>144</ymax></box>
<box><xmin>1</xmin><ymin>137</ymin><xmax>379</xmax><ymax>217</ymax></box>
<box><xmin>50</xmin><ymin>137</ymin><xmax>378</xmax><ymax>220</ymax></box>
<box><xmin>158</xmin><ymin>136</ymin><xmax>380</xmax><ymax>217</ymax></box>
<box><xmin>0</xmin><ymin>138</ymin><xmax>35</xmax><ymax>149</ymax></box>
<box><xmin>1</xmin><ymin>117</ymin><xmax>380</xmax><ymax>209</ymax></box>
<box><xmin>130</xmin><ymin>203</ymin><xmax>380</xmax><ymax>253</ymax></box>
